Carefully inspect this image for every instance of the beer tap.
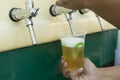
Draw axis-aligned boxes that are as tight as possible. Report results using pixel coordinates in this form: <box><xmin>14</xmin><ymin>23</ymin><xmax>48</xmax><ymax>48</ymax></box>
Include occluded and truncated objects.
<box><xmin>49</xmin><ymin>4</ymin><xmax>76</xmax><ymax>35</ymax></box>
<box><xmin>9</xmin><ymin>0</ymin><xmax>39</xmax><ymax>45</ymax></box>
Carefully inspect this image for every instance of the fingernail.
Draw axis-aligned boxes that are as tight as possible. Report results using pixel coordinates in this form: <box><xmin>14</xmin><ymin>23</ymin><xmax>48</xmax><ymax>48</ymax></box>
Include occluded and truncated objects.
<box><xmin>78</xmin><ymin>68</ymin><xmax>83</xmax><ymax>73</ymax></box>
<box><xmin>63</xmin><ymin>62</ymin><xmax>67</xmax><ymax>67</ymax></box>
<box><xmin>61</xmin><ymin>60</ymin><xmax>64</xmax><ymax>63</ymax></box>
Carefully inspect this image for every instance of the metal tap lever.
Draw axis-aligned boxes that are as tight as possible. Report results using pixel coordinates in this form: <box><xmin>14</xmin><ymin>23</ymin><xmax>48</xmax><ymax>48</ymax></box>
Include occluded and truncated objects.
<box><xmin>26</xmin><ymin>0</ymin><xmax>39</xmax><ymax>18</ymax></box>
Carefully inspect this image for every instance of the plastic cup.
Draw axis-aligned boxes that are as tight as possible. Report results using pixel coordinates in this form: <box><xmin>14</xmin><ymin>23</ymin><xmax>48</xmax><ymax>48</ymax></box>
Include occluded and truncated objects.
<box><xmin>60</xmin><ymin>32</ymin><xmax>86</xmax><ymax>71</ymax></box>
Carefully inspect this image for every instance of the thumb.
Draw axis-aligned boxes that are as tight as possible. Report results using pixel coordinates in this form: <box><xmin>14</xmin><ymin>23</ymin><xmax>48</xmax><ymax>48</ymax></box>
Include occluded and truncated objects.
<box><xmin>84</xmin><ymin>58</ymin><xmax>97</xmax><ymax>74</ymax></box>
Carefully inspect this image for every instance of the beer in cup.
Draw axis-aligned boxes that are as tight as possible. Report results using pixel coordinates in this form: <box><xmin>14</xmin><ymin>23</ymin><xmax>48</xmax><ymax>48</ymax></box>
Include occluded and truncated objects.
<box><xmin>60</xmin><ymin>32</ymin><xmax>86</xmax><ymax>71</ymax></box>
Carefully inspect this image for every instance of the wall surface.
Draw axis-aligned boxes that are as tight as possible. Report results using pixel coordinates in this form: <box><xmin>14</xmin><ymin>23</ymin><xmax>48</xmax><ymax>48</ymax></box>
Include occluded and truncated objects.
<box><xmin>0</xmin><ymin>0</ymin><xmax>116</xmax><ymax>52</ymax></box>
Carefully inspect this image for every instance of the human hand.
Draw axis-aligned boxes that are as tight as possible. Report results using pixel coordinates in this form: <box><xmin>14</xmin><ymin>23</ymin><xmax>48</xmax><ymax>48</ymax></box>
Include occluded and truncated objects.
<box><xmin>60</xmin><ymin>57</ymin><xmax>99</xmax><ymax>80</ymax></box>
<box><xmin>56</xmin><ymin>0</ymin><xmax>85</xmax><ymax>10</ymax></box>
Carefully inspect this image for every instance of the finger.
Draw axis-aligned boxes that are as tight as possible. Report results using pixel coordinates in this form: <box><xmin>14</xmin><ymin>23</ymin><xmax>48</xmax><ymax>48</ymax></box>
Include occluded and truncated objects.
<box><xmin>61</xmin><ymin>62</ymin><xmax>70</xmax><ymax>78</ymax></box>
<box><xmin>56</xmin><ymin>0</ymin><xmax>64</xmax><ymax>6</ymax></box>
<box><xmin>60</xmin><ymin>60</ymin><xmax>67</xmax><ymax>69</ymax></box>
<box><xmin>60</xmin><ymin>57</ymin><xmax>66</xmax><ymax>69</ymax></box>
<box><xmin>71</xmin><ymin>75</ymin><xmax>81</xmax><ymax>80</ymax></box>
<box><xmin>69</xmin><ymin>68</ymin><xmax>83</xmax><ymax>78</ymax></box>
<box><xmin>60</xmin><ymin>57</ymin><xmax>71</xmax><ymax>78</ymax></box>
<box><xmin>81</xmin><ymin>73</ymin><xmax>90</xmax><ymax>80</ymax></box>
<box><xmin>61</xmin><ymin>0</ymin><xmax>69</xmax><ymax>3</ymax></box>
<box><xmin>56</xmin><ymin>0</ymin><xmax>68</xmax><ymax>6</ymax></box>
<box><xmin>77</xmin><ymin>68</ymin><xmax>84</xmax><ymax>74</ymax></box>
<box><xmin>84</xmin><ymin>58</ymin><xmax>96</xmax><ymax>69</ymax></box>
<box><xmin>84</xmin><ymin>58</ymin><xmax>97</xmax><ymax>74</ymax></box>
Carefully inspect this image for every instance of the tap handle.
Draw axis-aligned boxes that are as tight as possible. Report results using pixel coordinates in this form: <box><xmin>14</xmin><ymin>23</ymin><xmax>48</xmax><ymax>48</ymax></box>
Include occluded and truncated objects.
<box><xmin>26</xmin><ymin>0</ymin><xmax>33</xmax><ymax>9</ymax></box>
<box><xmin>49</xmin><ymin>4</ymin><xmax>74</xmax><ymax>16</ymax></box>
<box><xmin>26</xmin><ymin>0</ymin><xmax>39</xmax><ymax>19</ymax></box>
<box><xmin>31</xmin><ymin>8</ymin><xmax>39</xmax><ymax>17</ymax></box>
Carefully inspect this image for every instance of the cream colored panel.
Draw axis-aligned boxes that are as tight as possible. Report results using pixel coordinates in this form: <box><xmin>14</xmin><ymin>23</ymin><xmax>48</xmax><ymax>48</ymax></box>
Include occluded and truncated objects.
<box><xmin>0</xmin><ymin>0</ymin><xmax>116</xmax><ymax>52</ymax></box>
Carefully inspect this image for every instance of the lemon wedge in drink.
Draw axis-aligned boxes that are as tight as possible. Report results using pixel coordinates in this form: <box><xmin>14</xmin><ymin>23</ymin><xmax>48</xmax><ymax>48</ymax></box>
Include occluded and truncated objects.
<box><xmin>74</xmin><ymin>42</ymin><xmax>84</xmax><ymax>53</ymax></box>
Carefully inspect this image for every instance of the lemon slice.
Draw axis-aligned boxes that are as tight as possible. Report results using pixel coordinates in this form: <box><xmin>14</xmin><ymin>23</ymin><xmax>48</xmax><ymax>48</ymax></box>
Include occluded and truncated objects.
<box><xmin>74</xmin><ymin>42</ymin><xmax>84</xmax><ymax>53</ymax></box>
<box><xmin>74</xmin><ymin>42</ymin><xmax>84</xmax><ymax>48</ymax></box>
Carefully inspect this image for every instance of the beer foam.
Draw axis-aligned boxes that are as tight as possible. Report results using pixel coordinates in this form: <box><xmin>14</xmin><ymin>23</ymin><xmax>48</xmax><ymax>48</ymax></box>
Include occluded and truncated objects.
<box><xmin>61</xmin><ymin>37</ymin><xmax>84</xmax><ymax>47</ymax></box>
